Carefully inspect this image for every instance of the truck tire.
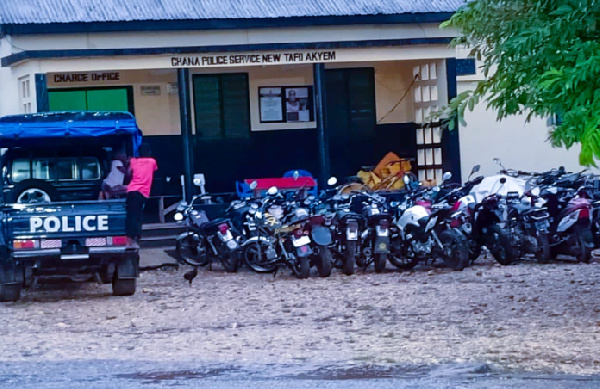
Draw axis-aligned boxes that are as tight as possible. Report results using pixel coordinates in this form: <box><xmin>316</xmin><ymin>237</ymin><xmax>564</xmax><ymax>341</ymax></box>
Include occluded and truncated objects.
<box><xmin>6</xmin><ymin>179</ymin><xmax>57</xmax><ymax>204</ymax></box>
<box><xmin>112</xmin><ymin>277</ymin><xmax>136</xmax><ymax>296</ymax></box>
<box><xmin>0</xmin><ymin>284</ymin><xmax>21</xmax><ymax>302</ymax></box>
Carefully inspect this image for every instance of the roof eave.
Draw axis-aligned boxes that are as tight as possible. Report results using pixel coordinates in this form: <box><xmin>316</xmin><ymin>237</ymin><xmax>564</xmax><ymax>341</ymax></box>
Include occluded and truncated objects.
<box><xmin>0</xmin><ymin>13</ymin><xmax>454</xmax><ymax>35</ymax></box>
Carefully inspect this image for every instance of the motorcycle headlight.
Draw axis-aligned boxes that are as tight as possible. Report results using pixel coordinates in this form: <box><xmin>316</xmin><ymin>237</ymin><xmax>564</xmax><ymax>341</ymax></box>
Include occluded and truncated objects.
<box><xmin>174</xmin><ymin>212</ymin><xmax>184</xmax><ymax>221</ymax></box>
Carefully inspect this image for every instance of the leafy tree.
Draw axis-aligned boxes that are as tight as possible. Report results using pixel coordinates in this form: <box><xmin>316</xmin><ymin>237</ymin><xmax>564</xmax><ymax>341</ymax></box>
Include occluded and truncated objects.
<box><xmin>439</xmin><ymin>0</ymin><xmax>600</xmax><ymax>165</ymax></box>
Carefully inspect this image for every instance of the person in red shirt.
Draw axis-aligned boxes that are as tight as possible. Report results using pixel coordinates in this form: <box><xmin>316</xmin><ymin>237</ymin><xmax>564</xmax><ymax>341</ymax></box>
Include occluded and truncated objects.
<box><xmin>126</xmin><ymin>143</ymin><xmax>157</xmax><ymax>247</ymax></box>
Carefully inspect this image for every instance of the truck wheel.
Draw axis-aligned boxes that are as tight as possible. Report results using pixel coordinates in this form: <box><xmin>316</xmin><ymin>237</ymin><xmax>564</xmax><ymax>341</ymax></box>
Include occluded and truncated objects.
<box><xmin>112</xmin><ymin>277</ymin><xmax>136</xmax><ymax>296</ymax></box>
<box><xmin>6</xmin><ymin>179</ymin><xmax>57</xmax><ymax>204</ymax></box>
<box><xmin>0</xmin><ymin>284</ymin><xmax>21</xmax><ymax>302</ymax></box>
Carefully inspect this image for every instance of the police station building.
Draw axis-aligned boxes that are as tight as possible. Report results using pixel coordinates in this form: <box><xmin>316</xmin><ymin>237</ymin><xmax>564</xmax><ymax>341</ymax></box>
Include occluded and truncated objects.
<box><xmin>0</xmin><ymin>0</ymin><xmax>589</xmax><ymax>198</ymax></box>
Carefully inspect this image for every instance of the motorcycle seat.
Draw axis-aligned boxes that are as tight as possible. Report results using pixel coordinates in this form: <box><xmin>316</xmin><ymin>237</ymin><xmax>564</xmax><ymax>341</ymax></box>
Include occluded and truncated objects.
<box><xmin>198</xmin><ymin>218</ymin><xmax>229</xmax><ymax>231</ymax></box>
<box><xmin>510</xmin><ymin>203</ymin><xmax>530</xmax><ymax>213</ymax></box>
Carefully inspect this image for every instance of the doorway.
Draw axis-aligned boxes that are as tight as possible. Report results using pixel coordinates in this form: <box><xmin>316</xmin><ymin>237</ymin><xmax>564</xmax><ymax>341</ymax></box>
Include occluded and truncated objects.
<box><xmin>325</xmin><ymin>68</ymin><xmax>377</xmax><ymax>180</ymax></box>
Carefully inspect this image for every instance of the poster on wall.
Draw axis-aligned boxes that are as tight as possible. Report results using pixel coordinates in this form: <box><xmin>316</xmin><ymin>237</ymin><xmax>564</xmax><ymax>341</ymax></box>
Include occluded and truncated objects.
<box><xmin>259</xmin><ymin>86</ymin><xmax>314</xmax><ymax>123</ymax></box>
<box><xmin>285</xmin><ymin>87</ymin><xmax>311</xmax><ymax>122</ymax></box>
<box><xmin>259</xmin><ymin>87</ymin><xmax>283</xmax><ymax>122</ymax></box>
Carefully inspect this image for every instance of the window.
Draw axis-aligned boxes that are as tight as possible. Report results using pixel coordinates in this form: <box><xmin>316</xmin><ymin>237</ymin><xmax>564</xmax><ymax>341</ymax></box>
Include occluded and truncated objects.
<box><xmin>18</xmin><ymin>76</ymin><xmax>33</xmax><ymax>114</ymax></box>
<box><xmin>32</xmin><ymin>159</ymin><xmax>55</xmax><ymax>180</ymax></box>
<box><xmin>11</xmin><ymin>157</ymin><xmax>100</xmax><ymax>182</ymax></box>
<box><xmin>56</xmin><ymin>158</ymin><xmax>77</xmax><ymax>180</ymax></box>
<box><xmin>413</xmin><ymin>62</ymin><xmax>443</xmax><ymax>184</ymax></box>
<box><xmin>11</xmin><ymin>159</ymin><xmax>31</xmax><ymax>182</ymax></box>
<box><xmin>81</xmin><ymin>158</ymin><xmax>101</xmax><ymax>180</ymax></box>
<box><xmin>193</xmin><ymin>74</ymin><xmax>250</xmax><ymax>139</ymax></box>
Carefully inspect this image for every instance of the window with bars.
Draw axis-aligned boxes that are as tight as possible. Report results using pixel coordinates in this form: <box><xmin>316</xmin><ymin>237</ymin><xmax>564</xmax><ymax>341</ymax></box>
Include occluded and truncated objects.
<box><xmin>412</xmin><ymin>62</ymin><xmax>443</xmax><ymax>184</ymax></box>
<box><xmin>192</xmin><ymin>73</ymin><xmax>251</xmax><ymax>139</ymax></box>
<box><xmin>18</xmin><ymin>76</ymin><xmax>32</xmax><ymax>114</ymax></box>
<box><xmin>416</xmin><ymin>126</ymin><xmax>443</xmax><ymax>183</ymax></box>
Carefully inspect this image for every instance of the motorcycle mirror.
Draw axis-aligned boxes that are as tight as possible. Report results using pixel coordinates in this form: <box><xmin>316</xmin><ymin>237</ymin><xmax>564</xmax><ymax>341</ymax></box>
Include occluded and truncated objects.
<box><xmin>442</xmin><ymin>172</ymin><xmax>452</xmax><ymax>182</ymax></box>
<box><xmin>249</xmin><ymin>180</ymin><xmax>258</xmax><ymax>190</ymax></box>
<box><xmin>493</xmin><ymin>158</ymin><xmax>501</xmax><ymax>166</ymax></box>
<box><xmin>327</xmin><ymin>177</ymin><xmax>338</xmax><ymax>186</ymax></box>
<box><xmin>471</xmin><ymin>165</ymin><xmax>481</xmax><ymax>174</ymax></box>
<box><xmin>267</xmin><ymin>186</ymin><xmax>279</xmax><ymax>196</ymax></box>
<box><xmin>293</xmin><ymin>171</ymin><xmax>300</xmax><ymax>180</ymax></box>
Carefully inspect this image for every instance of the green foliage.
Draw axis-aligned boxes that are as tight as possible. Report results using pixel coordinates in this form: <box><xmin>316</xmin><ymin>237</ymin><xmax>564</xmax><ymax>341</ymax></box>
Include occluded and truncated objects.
<box><xmin>441</xmin><ymin>0</ymin><xmax>600</xmax><ymax>165</ymax></box>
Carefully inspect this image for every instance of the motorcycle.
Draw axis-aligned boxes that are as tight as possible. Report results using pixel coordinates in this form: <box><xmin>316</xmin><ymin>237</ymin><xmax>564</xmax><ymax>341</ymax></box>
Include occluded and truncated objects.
<box><xmin>174</xmin><ymin>197</ymin><xmax>241</xmax><ymax>272</ymax></box>
<box><xmin>503</xmin><ymin>188</ymin><xmax>552</xmax><ymax>263</ymax></box>
<box><xmin>391</xmin><ymin>172</ymin><xmax>470</xmax><ymax>271</ymax></box>
<box><xmin>329</xmin><ymin>195</ymin><xmax>362</xmax><ymax>275</ymax></box>
<box><xmin>250</xmin><ymin>186</ymin><xmax>332</xmax><ymax>278</ymax></box>
<box><xmin>226</xmin><ymin>198</ymin><xmax>278</xmax><ymax>272</ymax></box>
<box><xmin>350</xmin><ymin>191</ymin><xmax>392</xmax><ymax>272</ymax></box>
<box><xmin>541</xmin><ymin>185</ymin><xmax>593</xmax><ymax>263</ymax></box>
<box><xmin>471</xmin><ymin>177</ymin><xmax>518</xmax><ymax>265</ymax></box>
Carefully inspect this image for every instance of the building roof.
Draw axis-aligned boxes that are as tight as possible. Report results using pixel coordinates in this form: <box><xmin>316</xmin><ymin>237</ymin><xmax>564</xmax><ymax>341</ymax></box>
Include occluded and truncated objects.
<box><xmin>0</xmin><ymin>0</ymin><xmax>465</xmax><ymax>25</ymax></box>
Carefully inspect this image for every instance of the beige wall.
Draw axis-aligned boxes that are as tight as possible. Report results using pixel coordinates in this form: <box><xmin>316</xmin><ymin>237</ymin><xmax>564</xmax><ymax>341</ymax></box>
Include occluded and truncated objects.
<box><xmin>45</xmin><ymin>60</ymin><xmax>420</xmax><ymax>137</ymax></box>
<box><xmin>373</xmin><ymin>61</ymin><xmax>415</xmax><ymax>124</ymax></box>
<box><xmin>189</xmin><ymin>65</ymin><xmax>316</xmax><ymax>131</ymax></box>
<box><xmin>47</xmin><ymin>69</ymin><xmax>180</xmax><ymax>136</ymax></box>
<box><xmin>457</xmin><ymin>80</ymin><xmax>597</xmax><ymax>179</ymax></box>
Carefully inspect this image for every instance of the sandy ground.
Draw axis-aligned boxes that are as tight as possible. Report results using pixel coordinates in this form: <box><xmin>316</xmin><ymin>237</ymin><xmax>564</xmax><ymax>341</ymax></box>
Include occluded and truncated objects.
<box><xmin>1</xmin><ymin>251</ymin><xmax>599</xmax><ymax>377</ymax></box>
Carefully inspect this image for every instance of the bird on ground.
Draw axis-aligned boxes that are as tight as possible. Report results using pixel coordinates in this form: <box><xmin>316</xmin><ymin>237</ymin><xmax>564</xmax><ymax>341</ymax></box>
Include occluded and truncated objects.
<box><xmin>183</xmin><ymin>267</ymin><xmax>198</xmax><ymax>285</ymax></box>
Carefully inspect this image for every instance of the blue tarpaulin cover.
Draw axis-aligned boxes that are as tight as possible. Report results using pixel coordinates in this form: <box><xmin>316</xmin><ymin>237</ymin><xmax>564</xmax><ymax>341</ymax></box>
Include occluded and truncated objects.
<box><xmin>0</xmin><ymin>111</ymin><xmax>143</xmax><ymax>152</ymax></box>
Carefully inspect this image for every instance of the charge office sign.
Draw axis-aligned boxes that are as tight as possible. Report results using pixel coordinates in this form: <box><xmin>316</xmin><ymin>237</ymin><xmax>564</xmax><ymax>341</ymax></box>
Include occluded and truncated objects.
<box><xmin>170</xmin><ymin>50</ymin><xmax>337</xmax><ymax>68</ymax></box>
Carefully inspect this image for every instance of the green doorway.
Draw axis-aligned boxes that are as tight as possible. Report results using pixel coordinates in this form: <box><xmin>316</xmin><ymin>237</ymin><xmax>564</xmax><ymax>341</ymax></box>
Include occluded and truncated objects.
<box><xmin>48</xmin><ymin>87</ymin><xmax>134</xmax><ymax>113</ymax></box>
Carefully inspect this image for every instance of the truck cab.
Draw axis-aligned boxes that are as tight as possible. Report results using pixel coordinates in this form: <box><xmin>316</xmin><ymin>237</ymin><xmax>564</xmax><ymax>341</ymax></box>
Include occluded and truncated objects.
<box><xmin>0</xmin><ymin>112</ymin><xmax>142</xmax><ymax>302</ymax></box>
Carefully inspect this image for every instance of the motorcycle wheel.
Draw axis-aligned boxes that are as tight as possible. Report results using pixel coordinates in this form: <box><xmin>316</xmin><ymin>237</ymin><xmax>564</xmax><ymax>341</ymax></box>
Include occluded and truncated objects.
<box><xmin>315</xmin><ymin>246</ymin><xmax>332</xmax><ymax>277</ymax></box>
<box><xmin>374</xmin><ymin>253</ymin><xmax>387</xmax><ymax>273</ymax></box>
<box><xmin>535</xmin><ymin>233</ymin><xmax>551</xmax><ymax>264</ymax></box>
<box><xmin>489</xmin><ymin>226</ymin><xmax>516</xmax><ymax>266</ymax></box>
<box><xmin>243</xmin><ymin>241</ymin><xmax>277</xmax><ymax>273</ymax></box>
<box><xmin>176</xmin><ymin>235</ymin><xmax>209</xmax><ymax>267</ymax></box>
<box><xmin>220</xmin><ymin>250</ymin><xmax>240</xmax><ymax>273</ymax></box>
<box><xmin>439</xmin><ymin>229</ymin><xmax>469</xmax><ymax>271</ymax></box>
<box><xmin>468</xmin><ymin>240</ymin><xmax>482</xmax><ymax>263</ymax></box>
<box><xmin>574</xmin><ymin>227</ymin><xmax>593</xmax><ymax>264</ymax></box>
<box><xmin>292</xmin><ymin>256</ymin><xmax>310</xmax><ymax>279</ymax></box>
<box><xmin>388</xmin><ymin>254</ymin><xmax>419</xmax><ymax>270</ymax></box>
<box><xmin>343</xmin><ymin>241</ymin><xmax>357</xmax><ymax>275</ymax></box>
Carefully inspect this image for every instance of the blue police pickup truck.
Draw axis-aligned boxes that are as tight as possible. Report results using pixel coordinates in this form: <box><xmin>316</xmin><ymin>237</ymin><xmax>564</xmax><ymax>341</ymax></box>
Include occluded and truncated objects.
<box><xmin>0</xmin><ymin>112</ymin><xmax>142</xmax><ymax>301</ymax></box>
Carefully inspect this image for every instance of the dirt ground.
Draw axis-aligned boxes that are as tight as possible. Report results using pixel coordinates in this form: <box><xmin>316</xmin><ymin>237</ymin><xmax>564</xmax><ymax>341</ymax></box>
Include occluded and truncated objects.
<box><xmin>1</xmin><ymin>251</ymin><xmax>600</xmax><ymax>377</ymax></box>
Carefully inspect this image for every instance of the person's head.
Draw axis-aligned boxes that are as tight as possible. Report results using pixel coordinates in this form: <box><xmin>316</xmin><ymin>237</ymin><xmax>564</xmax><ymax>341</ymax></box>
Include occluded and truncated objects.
<box><xmin>288</xmin><ymin>89</ymin><xmax>297</xmax><ymax>102</ymax></box>
<box><xmin>138</xmin><ymin>143</ymin><xmax>152</xmax><ymax>158</ymax></box>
